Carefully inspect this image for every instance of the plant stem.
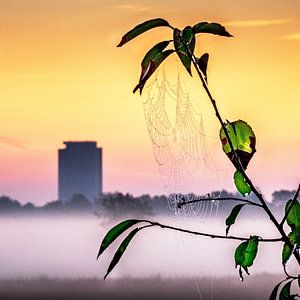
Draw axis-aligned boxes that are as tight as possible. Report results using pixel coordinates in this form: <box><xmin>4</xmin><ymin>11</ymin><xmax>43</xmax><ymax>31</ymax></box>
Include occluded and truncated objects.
<box><xmin>147</xmin><ymin>221</ymin><xmax>282</xmax><ymax>242</ymax></box>
<box><xmin>177</xmin><ymin>197</ymin><xmax>262</xmax><ymax>208</ymax></box>
<box><xmin>283</xmin><ymin>264</ymin><xmax>299</xmax><ymax>279</ymax></box>
<box><xmin>177</xmin><ymin>32</ymin><xmax>300</xmax><ymax>265</ymax></box>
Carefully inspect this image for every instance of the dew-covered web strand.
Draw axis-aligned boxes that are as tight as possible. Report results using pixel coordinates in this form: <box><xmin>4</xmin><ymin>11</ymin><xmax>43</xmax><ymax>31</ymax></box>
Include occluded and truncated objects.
<box><xmin>147</xmin><ymin>73</ymin><xmax>214</xmax><ymax>216</ymax></box>
<box><xmin>142</xmin><ymin>69</ymin><xmax>225</xmax><ymax>218</ymax></box>
<box><xmin>143</xmin><ymin>69</ymin><xmax>224</xmax><ymax>296</ymax></box>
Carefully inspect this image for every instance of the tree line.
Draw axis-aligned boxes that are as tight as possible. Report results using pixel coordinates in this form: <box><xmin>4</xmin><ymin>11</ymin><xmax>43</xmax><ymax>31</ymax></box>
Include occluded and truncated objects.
<box><xmin>0</xmin><ymin>189</ymin><xmax>295</xmax><ymax>218</ymax></box>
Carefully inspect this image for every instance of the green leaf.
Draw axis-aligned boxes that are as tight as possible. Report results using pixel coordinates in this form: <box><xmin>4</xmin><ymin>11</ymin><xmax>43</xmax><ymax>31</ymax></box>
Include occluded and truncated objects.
<box><xmin>233</xmin><ymin>170</ymin><xmax>251</xmax><ymax>196</ymax></box>
<box><xmin>234</xmin><ymin>237</ymin><xmax>259</xmax><ymax>281</ymax></box>
<box><xmin>173</xmin><ymin>27</ymin><xmax>195</xmax><ymax>76</ymax></box>
<box><xmin>133</xmin><ymin>40</ymin><xmax>171</xmax><ymax>95</ymax></box>
<box><xmin>243</xmin><ymin>238</ymin><xmax>259</xmax><ymax>267</ymax></box>
<box><xmin>226</xmin><ymin>204</ymin><xmax>246</xmax><ymax>235</ymax></box>
<box><xmin>279</xmin><ymin>280</ymin><xmax>292</xmax><ymax>300</ymax></box>
<box><xmin>289</xmin><ymin>230</ymin><xmax>300</xmax><ymax>245</ymax></box>
<box><xmin>141</xmin><ymin>41</ymin><xmax>170</xmax><ymax>70</ymax></box>
<box><xmin>117</xmin><ymin>18</ymin><xmax>171</xmax><ymax>47</ymax></box>
<box><xmin>197</xmin><ymin>53</ymin><xmax>209</xmax><ymax>82</ymax></box>
<box><xmin>235</xmin><ymin>241</ymin><xmax>248</xmax><ymax>267</ymax></box>
<box><xmin>133</xmin><ymin>49</ymin><xmax>174</xmax><ymax>94</ymax></box>
<box><xmin>219</xmin><ymin>120</ymin><xmax>256</xmax><ymax>170</ymax></box>
<box><xmin>285</xmin><ymin>199</ymin><xmax>300</xmax><ymax>231</ymax></box>
<box><xmin>269</xmin><ymin>280</ymin><xmax>287</xmax><ymax>300</ymax></box>
<box><xmin>282</xmin><ymin>228</ymin><xmax>300</xmax><ymax>266</ymax></box>
<box><xmin>282</xmin><ymin>242</ymin><xmax>292</xmax><ymax>266</ymax></box>
<box><xmin>104</xmin><ymin>227</ymin><xmax>139</xmax><ymax>280</ymax></box>
<box><xmin>192</xmin><ymin>22</ymin><xmax>233</xmax><ymax>37</ymax></box>
<box><xmin>97</xmin><ymin>219</ymin><xmax>142</xmax><ymax>259</ymax></box>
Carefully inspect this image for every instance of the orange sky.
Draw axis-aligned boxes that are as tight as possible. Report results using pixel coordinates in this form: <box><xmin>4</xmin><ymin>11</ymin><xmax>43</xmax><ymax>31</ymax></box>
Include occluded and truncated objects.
<box><xmin>0</xmin><ymin>0</ymin><xmax>299</xmax><ymax>203</ymax></box>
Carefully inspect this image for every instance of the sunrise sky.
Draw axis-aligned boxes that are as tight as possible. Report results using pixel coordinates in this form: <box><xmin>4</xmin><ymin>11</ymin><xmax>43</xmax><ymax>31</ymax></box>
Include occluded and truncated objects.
<box><xmin>0</xmin><ymin>0</ymin><xmax>299</xmax><ymax>204</ymax></box>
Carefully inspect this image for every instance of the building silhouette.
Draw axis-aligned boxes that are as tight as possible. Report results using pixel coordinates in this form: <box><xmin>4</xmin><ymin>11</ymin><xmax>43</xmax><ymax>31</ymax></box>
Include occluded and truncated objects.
<box><xmin>58</xmin><ymin>141</ymin><xmax>102</xmax><ymax>203</ymax></box>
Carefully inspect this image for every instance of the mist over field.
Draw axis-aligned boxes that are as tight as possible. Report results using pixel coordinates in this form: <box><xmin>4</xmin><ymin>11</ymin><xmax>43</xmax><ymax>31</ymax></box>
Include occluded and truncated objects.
<box><xmin>0</xmin><ymin>214</ymin><xmax>286</xmax><ymax>279</ymax></box>
<box><xmin>1</xmin><ymin>210</ymin><xmax>299</xmax><ymax>299</ymax></box>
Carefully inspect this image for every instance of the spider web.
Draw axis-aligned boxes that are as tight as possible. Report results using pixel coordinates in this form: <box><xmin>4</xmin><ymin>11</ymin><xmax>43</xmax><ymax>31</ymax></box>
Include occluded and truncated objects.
<box><xmin>142</xmin><ymin>70</ymin><xmax>226</xmax><ymax>217</ymax></box>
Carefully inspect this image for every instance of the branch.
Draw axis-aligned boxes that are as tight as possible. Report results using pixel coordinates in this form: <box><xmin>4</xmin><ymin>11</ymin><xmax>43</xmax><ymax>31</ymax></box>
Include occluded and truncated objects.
<box><xmin>283</xmin><ymin>264</ymin><xmax>299</xmax><ymax>280</ymax></box>
<box><xmin>146</xmin><ymin>221</ymin><xmax>282</xmax><ymax>243</ymax></box>
<box><xmin>177</xmin><ymin>196</ymin><xmax>262</xmax><ymax>208</ymax></box>
<box><xmin>280</xmin><ymin>184</ymin><xmax>300</xmax><ymax>227</ymax></box>
<box><xmin>177</xmin><ymin>33</ymin><xmax>300</xmax><ymax>265</ymax></box>
<box><xmin>140</xmin><ymin>224</ymin><xmax>156</xmax><ymax>230</ymax></box>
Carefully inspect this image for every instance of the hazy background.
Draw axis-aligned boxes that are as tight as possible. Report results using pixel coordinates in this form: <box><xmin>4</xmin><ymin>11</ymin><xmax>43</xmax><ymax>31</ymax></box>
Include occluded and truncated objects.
<box><xmin>1</xmin><ymin>214</ymin><xmax>298</xmax><ymax>279</ymax></box>
<box><xmin>0</xmin><ymin>190</ymin><xmax>298</xmax><ymax>298</ymax></box>
<box><xmin>1</xmin><ymin>212</ymin><xmax>299</xmax><ymax>299</ymax></box>
<box><xmin>0</xmin><ymin>1</ymin><xmax>299</xmax><ymax>298</ymax></box>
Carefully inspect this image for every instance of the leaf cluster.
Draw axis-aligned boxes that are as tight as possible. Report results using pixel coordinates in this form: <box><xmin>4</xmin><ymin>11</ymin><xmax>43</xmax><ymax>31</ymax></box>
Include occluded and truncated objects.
<box><xmin>97</xmin><ymin>219</ymin><xmax>151</xmax><ymax>280</ymax></box>
<box><xmin>117</xmin><ymin>18</ymin><xmax>232</xmax><ymax>94</ymax></box>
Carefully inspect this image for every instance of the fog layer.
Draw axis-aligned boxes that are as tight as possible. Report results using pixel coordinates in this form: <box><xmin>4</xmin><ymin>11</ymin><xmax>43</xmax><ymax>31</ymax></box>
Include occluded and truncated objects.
<box><xmin>0</xmin><ymin>214</ymin><xmax>298</xmax><ymax>279</ymax></box>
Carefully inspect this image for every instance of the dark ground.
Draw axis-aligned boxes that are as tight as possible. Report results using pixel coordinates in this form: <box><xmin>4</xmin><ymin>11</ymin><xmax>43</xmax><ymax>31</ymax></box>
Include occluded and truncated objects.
<box><xmin>0</xmin><ymin>274</ymin><xmax>286</xmax><ymax>300</ymax></box>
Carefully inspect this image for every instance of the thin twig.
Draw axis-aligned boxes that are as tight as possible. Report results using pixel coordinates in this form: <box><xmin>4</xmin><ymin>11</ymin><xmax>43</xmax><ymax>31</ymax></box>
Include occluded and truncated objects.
<box><xmin>146</xmin><ymin>221</ymin><xmax>282</xmax><ymax>243</ymax></box>
<box><xmin>283</xmin><ymin>264</ymin><xmax>299</xmax><ymax>279</ymax></box>
<box><xmin>280</xmin><ymin>184</ymin><xmax>300</xmax><ymax>227</ymax></box>
<box><xmin>139</xmin><ymin>224</ymin><xmax>156</xmax><ymax>230</ymax></box>
<box><xmin>177</xmin><ymin>197</ymin><xmax>262</xmax><ymax>208</ymax></box>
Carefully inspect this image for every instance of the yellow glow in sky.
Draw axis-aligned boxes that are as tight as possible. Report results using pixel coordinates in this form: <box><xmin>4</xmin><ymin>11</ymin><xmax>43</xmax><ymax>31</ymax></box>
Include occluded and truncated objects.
<box><xmin>0</xmin><ymin>0</ymin><xmax>299</xmax><ymax>203</ymax></box>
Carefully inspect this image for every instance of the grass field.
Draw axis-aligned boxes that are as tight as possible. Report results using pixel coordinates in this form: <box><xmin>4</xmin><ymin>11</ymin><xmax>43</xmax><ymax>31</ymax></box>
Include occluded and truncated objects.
<box><xmin>0</xmin><ymin>274</ymin><xmax>284</xmax><ymax>300</ymax></box>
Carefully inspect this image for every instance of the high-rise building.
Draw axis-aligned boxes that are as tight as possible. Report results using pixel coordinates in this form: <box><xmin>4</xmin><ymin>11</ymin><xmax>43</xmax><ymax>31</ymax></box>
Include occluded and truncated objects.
<box><xmin>58</xmin><ymin>141</ymin><xmax>102</xmax><ymax>203</ymax></box>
